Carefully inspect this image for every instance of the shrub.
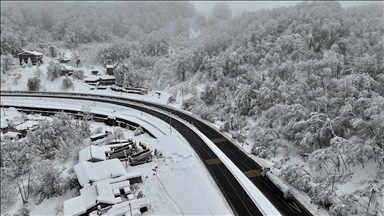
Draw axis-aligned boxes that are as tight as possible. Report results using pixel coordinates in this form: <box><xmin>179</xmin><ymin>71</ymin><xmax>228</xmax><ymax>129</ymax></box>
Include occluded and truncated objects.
<box><xmin>72</xmin><ymin>70</ymin><xmax>84</xmax><ymax>80</ymax></box>
<box><xmin>61</xmin><ymin>76</ymin><xmax>74</xmax><ymax>90</ymax></box>
<box><xmin>27</xmin><ymin>77</ymin><xmax>41</xmax><ymax>91</ymax></box>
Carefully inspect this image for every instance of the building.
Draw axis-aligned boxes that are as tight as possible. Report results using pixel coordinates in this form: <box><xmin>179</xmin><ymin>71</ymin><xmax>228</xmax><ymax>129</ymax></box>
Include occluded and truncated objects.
<box><xmin>17</xmin><ymin>50</ymin><xmax>43</xmax><ymax>65</ymax></box>
<box><xmin>63</xmin><ymin>175</ymin><xmax>148</xmax><ymax>216</ymax></box>
<box><xmin>61</xmin><ymin>65</ymin><xmax>74</xmax><ymax>76</ymax></box>
<box><xmin>106</xmin><ymin>65</ymin><xmax>114</xmax><ymax>75</ymax></box>
<box><xmin>74</xmin><ymin>158</ymin><xmax>143</xmax><ymax>187</ymax></box>
<box><xmin>79</xmin><ymin>145</ymin><xmax>111</xmax><ymax>162</ymax></box>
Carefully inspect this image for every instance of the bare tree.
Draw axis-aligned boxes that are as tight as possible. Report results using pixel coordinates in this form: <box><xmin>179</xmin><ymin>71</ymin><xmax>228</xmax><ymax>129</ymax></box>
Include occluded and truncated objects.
<box><xmin>16</xmin><ymin>171</ymin><xmax>31</xmax><ymax>204</ymax></box>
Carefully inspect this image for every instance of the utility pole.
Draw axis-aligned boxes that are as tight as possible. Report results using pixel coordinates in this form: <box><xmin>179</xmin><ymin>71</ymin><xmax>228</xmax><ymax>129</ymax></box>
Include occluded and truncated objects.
<box><xmin>169</xmin><ymin>114</ymin><xmax>172</xmax><ymax>133</ymax></box>
<box><xmin>129</xmin><ymin>202</ymin><xmax>132</xmax><ymax>216</ymax></box>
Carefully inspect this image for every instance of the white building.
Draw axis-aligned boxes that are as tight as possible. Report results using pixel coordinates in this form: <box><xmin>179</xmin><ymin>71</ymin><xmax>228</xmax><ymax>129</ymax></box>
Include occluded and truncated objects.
<box><xmin>79</xmin><ymin>145</ymin><xmax>111</xmax><ymax>162</ymax></box>
<box><xmin>74</xmin><ymin>159</ymin><xmax>127</xmax><ymax>187</ymax></box>
<box><xmin>63</xmin><ymin>174</ymin><xmax>147</xmax><ymax>216</ymax></box>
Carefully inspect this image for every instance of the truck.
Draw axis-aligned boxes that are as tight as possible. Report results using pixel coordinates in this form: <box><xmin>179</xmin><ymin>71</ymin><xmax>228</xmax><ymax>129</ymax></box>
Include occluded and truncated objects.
<box><xmin>260</xmin><ymin>167</ymin><xmax>292</xmax><ymax>200</ymax></box>
<box><xmin>108</xmin><ymin>144</ymin><xmax>135</xmax><ymax>160</ymax></box>
<box><xmin>129</xmin><ymin>149</ymin><xmax>153</xmax><ymax>166</ymax></box>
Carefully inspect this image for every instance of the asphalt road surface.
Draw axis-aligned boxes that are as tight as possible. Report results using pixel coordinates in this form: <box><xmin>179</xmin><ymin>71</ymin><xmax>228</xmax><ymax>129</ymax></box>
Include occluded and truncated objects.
<box><xmin>2</xmin><ymin>93</ymin><xmax>313</xmax><ymax>216</ymax></box>
<box><xmin>137</xmin><ymin>99</ymin><xmax>313</xmax><ymax>216</ymax></box>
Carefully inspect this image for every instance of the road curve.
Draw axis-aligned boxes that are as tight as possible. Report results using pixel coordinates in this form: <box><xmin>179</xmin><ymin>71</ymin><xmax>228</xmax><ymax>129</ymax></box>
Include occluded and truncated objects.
<box><xmin>1</xmin><ymin>93</ymin><xmax>263</xmax><ymax>216</ymax></box>
<box><xmin>1</xmin><ymin>91</ymin><xmax>313</xmax><ymax>216</ymax></box>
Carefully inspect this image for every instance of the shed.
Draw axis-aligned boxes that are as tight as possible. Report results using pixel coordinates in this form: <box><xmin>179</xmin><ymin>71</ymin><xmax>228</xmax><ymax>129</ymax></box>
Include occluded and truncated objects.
<box><xmin>61</xmin><ymin>65</ymin><xmax>74</xmax><ymax>76</ymax></box>
<box><xmin>17</xmin><ymin>50</ymin><xmax>43</xmax><ymax>65</ymax></box>
<box><xmin>106</xmin><ymin>65</ymin><xmax>114</xmax><ymax>75</ymax></box>
<box><xmin>79</xmin><ymin>145</ymin><xmax>111</xmax><ymax>162</ymax></box>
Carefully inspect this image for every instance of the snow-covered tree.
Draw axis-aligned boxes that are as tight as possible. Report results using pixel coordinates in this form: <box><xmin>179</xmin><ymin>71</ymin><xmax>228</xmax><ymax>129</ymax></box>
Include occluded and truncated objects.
<box><xmin>281</xmin><ymin>164</ymin><xmax>312</xmax><ymax>192</ymax></box>
<box><xmin>21</xmin><ymin>60</ymin><xmax>27</xmax><ymax>68</ymax></box>
<box><xmin>27</xmin><ymin>57</ymin><xmax>32</xmax><ymax>68</ymax></box>
<box><xmin>114</xmin><ymin>128</ymin><xmax>125</xmax><ymax>141</ymax></box>
<box><xmin>72</xmin><ymin>70</ymin><xmax>84</xmax><ymax>80</ymax></box>
<box><xmin>46</xmin><ymin>60</ymin><xmax>61</xmax><ymax>81</ymax></box>
<box><xmin>61</xmin><ymin>75</ymin><xmax>74</xmax><ymax>90</ymax></box>
<box><xmin>134</xmin><ymin>126</ymin><xmax>144</xmax><ymax>136</ymax></box>
<box><xmin>211</xmin><ymin>2</ymin><xmax>232</xmax><ymax>21</ymax></box>
<box><xmin>31</xmin><ymin>160</ymin><xmax>64</xmax><ymax>204</ymax></box>
<box><xmin>49</xmin><ymin>45</ymin><xmax>57</xmax><ymax>58</ymax></box>
<box><xmin>1</xmin><ymin>54</ymin><xmax>14</xmax><ymax>71</ymax></box>
<box><xmin>200</xmin><ymin>85</ymin><xmax>216</xmax><ymax>105</ymax></box>
<box><xmin>0</xmin><ymin>175</ymin><xmax>16</xmax><ymax>211</ymax></box>
<box><xmin>27</xmin><ymin>77</ymin><xmax>41</xmax><ymax>91</ymax></box>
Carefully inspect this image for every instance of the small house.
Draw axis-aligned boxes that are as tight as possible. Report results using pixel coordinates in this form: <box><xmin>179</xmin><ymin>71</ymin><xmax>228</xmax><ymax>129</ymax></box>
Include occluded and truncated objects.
<box><xmin>17</xmin><ymin>50</ymin><xmax>43</xmax><ymax>65</ymax></box>
<box><xmin>106</xmin><ymin>65</ymin><xmax>114</xmax><ymax>75</ymax></box>
<box><xmin>61</xmin><ymin>65</ymin><xmax>74</xmax><ymax>76</ymax></box>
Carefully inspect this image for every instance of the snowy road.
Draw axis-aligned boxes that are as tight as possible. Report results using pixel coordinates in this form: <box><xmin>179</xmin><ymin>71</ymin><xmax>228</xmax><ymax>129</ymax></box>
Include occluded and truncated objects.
<box><xmin>1</xmin><ymin>91</ymin><xmax>313</xmax><ymax>216</ymax></box>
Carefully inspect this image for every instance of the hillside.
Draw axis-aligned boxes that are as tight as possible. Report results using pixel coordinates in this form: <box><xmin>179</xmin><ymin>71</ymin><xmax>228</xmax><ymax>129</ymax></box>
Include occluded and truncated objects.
<box><xmin>1</xmin><ymin>1</ymin><xmax>384</xmax><ymax>216</ymax></box>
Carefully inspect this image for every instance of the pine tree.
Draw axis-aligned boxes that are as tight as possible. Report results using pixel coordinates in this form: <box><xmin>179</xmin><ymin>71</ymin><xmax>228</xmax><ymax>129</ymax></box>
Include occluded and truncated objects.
<box><xmin>21</xmin><ymin>60</ymin><xmax>27</xmax><ymax>68</ymax></box>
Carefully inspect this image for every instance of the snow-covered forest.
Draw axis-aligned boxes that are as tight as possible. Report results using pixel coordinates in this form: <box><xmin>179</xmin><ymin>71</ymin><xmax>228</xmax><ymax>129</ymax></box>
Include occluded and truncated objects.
<box><xmin>1</xmin><ymin>1</ymin><xmax>384</xmax><ymax>215</ymax></box>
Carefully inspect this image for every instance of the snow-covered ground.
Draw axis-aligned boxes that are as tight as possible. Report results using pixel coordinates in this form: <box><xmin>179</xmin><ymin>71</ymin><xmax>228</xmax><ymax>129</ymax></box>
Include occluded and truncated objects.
<box><xmin>3</xmin><ymin>53</ymin><xmax>382</xmax><ymax>216</ymax></box>
<box><xmin>1</xmin><ymin>98</ymin><xmax>232</xmax><ymax>215</ymax></box>
<box><xmin>1</xmin><ymin>59</ymin><xmax>311</xmax><ymax>215</ymax></box>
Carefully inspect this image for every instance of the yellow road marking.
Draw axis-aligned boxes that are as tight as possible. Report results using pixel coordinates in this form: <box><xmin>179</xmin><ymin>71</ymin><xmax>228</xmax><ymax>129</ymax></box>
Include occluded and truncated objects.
<box><xmin>211</xmin><ymin>137</ymin><xmax>227</xmax><ymax>143</ymax></box>
<box><xmin>205</xmin><ymin>158</ymin><xmax>222</xmax><ymax>165</ymax></box>
<box><xmin>243</xmin><ymin>169</ymin><xmax>261</xmax><ymax>178</ymax></box>
<box><xmin>216</xmin><ymin>163</ymin><xmax>252</xmax><ymax>215</ymax></box>
<box><xmin>288</xmin><ymin>201</ymin><xmax>302</xmax><ymax>213</ymax></box>
<box><xmin>184</xmin><ymin>129</ymin><xmax>191</xmax><ymax>135</ymax></box>
<box><xmin>293</xmin><ymin>197</ymin><xmax>312</xmax><ymax>215</ymax></box>
<box><xmin>278</xmin><ymin>196</ymin><xmax>295</xmax><ymax>213</ymax></box>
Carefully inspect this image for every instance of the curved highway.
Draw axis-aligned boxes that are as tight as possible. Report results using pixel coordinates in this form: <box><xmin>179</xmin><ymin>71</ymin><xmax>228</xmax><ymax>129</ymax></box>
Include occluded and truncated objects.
<box><xmin>1</xmin><ymin>91</ymin><xmax>313</xmax><ymax>216</ymax></box>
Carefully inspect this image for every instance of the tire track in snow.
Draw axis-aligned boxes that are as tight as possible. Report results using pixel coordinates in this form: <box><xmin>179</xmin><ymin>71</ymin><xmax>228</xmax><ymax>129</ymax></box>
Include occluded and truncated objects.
<box><xmin>155</xmin><ymin>170</ymin><xmax>184</xmax><ymax>215</ymax></box>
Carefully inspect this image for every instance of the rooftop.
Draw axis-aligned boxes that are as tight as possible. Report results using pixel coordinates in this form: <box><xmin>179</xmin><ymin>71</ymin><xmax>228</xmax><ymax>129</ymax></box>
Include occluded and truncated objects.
<box><xmin>74</xmin><ymin>158</ymin><xmax>127</xmax><ymax>187</ymax></box>
<box><xmin>79</xmin><ymin>145</ymin><xmax>111</xmax><ymax>162</ymax></box>
<box><xmin>17</xmin><ymin>50</ymin><xmax>43</xmax><ymax>56</ymax></box>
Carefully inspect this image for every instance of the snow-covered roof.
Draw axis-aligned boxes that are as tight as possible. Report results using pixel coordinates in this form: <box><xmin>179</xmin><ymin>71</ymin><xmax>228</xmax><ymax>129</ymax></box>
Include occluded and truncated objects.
<box><xmin>95</xmin><ymin>181</ymin><xmax>116</xmax><ymax>204</ymax></box>
<box><xmin>3</xmin><ymin>131</ymin><xmax>21</xmax><ymax>138</ymax></box>
<box><xmin>15</xmin><ymin>121</ymin><xmax>39</xmax><ymax>130</ymax></box>
<box><xmin>0</xmin><ymin>118</ymin><xmax>8</xmax><ymax>129</ymax></box>
<box><xmin>104</xmin><ymin>198</ymin><xmax>149</xmax><ymax>216</ymax></box>
<box><xmin>74</xmin><ymin>159</ymin><xmax>127</xmax><ymax>187</ymax></box>
<box><xmin>17</xmin><ymin>50</ymin><xmax>43</xmax><ymax>56</ymax></box>
<box><xmin>79</xmin><ymin>145</ymin><xmax>111</xmax><ymax>162</ymax></box>
<box><xmin>63</xmin><ymin>65</ymin><xmax>73</xmax><ymax>70</ymax></box>
<box><xmin>63</xmin><ymin>196</ymin><xmax>86</xmax><ymax>216</ymax></box>
<box><xmin>10</xmin><ymin>117</ymin><xmax>25</xmax><ymax>126</ymax></box>
<box><xmin>63</xmin><ymin>184</ymin><xmax>100</xmax><ymax>216</ymax></box>
<box><xmin>64</xmin><ymin>176</ymin><xmax>134</xmax><ymax>216</ymax></box>
<box><xmin>90</xmin><ymin>133</ymin><xmax>108</xmax><ymax>139</ymax></box>
<box><xmin>84</xmin><ymin>75</ymin><xmax>115</xmax><ymax>82</ymax></box>
<box><xmin>106</xmin><ymin>65</ymin><xmax>113</xmax><ymax>68</ymax></box>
